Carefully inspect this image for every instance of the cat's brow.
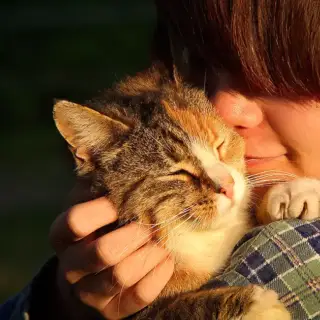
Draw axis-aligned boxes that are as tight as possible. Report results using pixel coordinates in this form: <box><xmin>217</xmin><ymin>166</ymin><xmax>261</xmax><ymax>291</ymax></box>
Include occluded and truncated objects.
<box><xmin>157</xmin><ymin>128</ymin><xmax>188</xmax><ymax>163</ymax></box>
<box><xmin>165</xmin><ymin>107</ymin><xmax>219</xmax><ymax>146</ymax></box>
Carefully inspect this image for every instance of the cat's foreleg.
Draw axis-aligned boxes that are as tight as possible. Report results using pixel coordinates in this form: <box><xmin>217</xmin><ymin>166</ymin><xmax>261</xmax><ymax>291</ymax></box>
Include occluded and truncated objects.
<box><xmin>257</xmin><ymin>177</ymin><xmax>320</xmax><ymax>224</ymax></box>
<box><xmin>134</xmin><ymin>285</ymin><xmax>290</xmax><ymax>320</ymax></box>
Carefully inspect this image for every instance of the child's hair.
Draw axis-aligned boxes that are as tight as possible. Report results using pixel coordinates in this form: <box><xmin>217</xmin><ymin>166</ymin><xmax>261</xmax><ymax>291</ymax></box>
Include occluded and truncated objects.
<box><xmin>153</xmin><ymin>0</ymin><xmax>320</xmax><ymax>99</ymax></box>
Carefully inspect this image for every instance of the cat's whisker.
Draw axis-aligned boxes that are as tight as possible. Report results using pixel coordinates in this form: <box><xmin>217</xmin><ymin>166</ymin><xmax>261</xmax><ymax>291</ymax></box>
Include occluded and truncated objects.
<box><xmin>134</xmin><ymin>206</ymin><xmax>195</xmax><ymax>227</ymax></box>
<box><xmin>247</xmin><ymin>176</ymin><xmax>296</xmax><ymax>183</ymax></box>
<box><xmin>248</xmin><ymin>178</ymin><xmax>288</xmax><ymax>184</ymax></box>
<box><xmin>110</xmin><ymin>232</ymin><xmax>165</xmax><ymax>299</ymax></box>
<box><xmin>117</xmin><ymin>283</ymin><xmax>126</xmax><ymax>318</ymax></box>
<box><xmin>251</xmin><ymin>179</ymin><xmax>290</xmax><ymax>183</ymax></box>
<box><xmin>248</xmin><ymin>180</ymin><xmax>290</xmax><ymax>186</ymax></box>
<box><xmin>248</xmin><ymin>176</ymin><xmax>296</xmax><ymax>183</ymax></box>
<box><xmin>247</xmin><ymin>179</ymin><xmax>295</xmax><ymax>187</ymax></box>
<box><xmin>249</xmin><ymin>184</ymin><xmax>282</xmax><ymax>189</ymax></box>
<box><xmin>133</xmin><ymin>204</ymin><xmax>195</xmax><ymax>233</ymax></box>
<box><xmin>248</xmin><ymin>170</ymin><xmax>296</xmax><ymax>177</ymax></box>
<box><xmin>149</xmin><ymin>134</ymin><xmax>172</xmax><ymax>153</ymax></box>
<box><xmin>247</xmin><ymin>170</ymin><xmax>298</xmax><ymax>178</ymax></box>
<box><xmin>203</xmin><ymin>68</ymin><xmax>207</xmax><ymax>92</ymax></box>
<box><xmin>247</xmin><ymin>176</ymin><xmax>290</xmax><ymax>181</ymax></box>
<box><xmin>248</xmin><ymin>179</ymin><xmax>290</xmax><ymax>186</ymax></box>
<box><xmin>188</xmin><ymin>216</ymin><xmax>201</xmax><ymax>233</ymax></box>
<box><xmin>247</xmin><ymin>174</ymin><xmax>296</xmax><ymax>181</ymax></box>
<box><xmin>247</xmin><ymin>170</ymin><xmax>297</xmax><ymax>175</ymax></box>
<box><xmin>249</xmin><ymin>181</ymin><xmax>290</xmax><ymax>187</ymax></box>
<box><xmin>153</xmin><ymin>208</ymin><xmax>199</xmax><ymax>249</ymax></box>
<box><xmin>136</xmin><ymin>209</ymin><xmax>192</xmax><ymax>255</ymax></box>
<box><xmin>135</xmin><ymin>210</ymin><xmax>196</xmax><ymax>265</ymax></box>
<box><xmin>247</xmin><ymin>174</ymin><xmax>297</xmax><ymax>181</ymax></box>
<box><xmin>149</xmin><ymin>209</ymin><xmax>194</xmax><ymax>248</ymax></box>
<box><xmin>158</xmin><ymin>212</ymin><xmax>202</xmax><ymax>255</ymax></box>
<box><xmin>248</xmin><ymin>192</ymin><xmax>260</xmax><ymax>200</ymax></box>
<box><xmin>117</xmin><ymin>205</ymin><xmax>196</xmax><ymax>260</ymax></box>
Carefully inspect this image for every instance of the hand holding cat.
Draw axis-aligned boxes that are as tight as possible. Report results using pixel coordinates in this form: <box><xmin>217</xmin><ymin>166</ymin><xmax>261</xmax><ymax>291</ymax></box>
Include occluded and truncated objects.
<box><xmin>49</xmin><ymin>197</ymin><xmax>174</xmax><ymax>319</ymax></box>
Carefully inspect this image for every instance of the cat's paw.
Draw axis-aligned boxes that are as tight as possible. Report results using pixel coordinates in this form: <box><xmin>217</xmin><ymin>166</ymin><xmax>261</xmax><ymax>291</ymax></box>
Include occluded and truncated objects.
<box><xmin>243</xmin><ymin>286</ymin><xmax>291</xmax><ymax>320</ymax></box>
<box><xmin>258</xmin><ymin>178</ymin><xmax>320</xmax><ymax>224</ymax></box>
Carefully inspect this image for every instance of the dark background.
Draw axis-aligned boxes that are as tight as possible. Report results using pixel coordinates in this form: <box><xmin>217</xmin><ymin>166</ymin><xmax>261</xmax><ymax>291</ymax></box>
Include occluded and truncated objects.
<box><xmin>0</xmin><ymin>0</ymin><xmax>155</xmax><ymax>302</ymax></box>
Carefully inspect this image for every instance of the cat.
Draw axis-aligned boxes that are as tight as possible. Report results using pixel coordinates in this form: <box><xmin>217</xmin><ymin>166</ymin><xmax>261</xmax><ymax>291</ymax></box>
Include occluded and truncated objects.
<box><xmin>53</xmin><ymin>64</ymin><xmax>291</xmax><ymax>319</ymax></box>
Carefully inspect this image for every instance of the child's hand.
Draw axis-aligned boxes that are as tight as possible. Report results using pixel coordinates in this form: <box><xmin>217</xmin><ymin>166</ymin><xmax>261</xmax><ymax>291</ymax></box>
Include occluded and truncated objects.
<box><xmin>49</xmin><ymin>197</ymin><xmax>174</xmax><ymax>319</ymax></box>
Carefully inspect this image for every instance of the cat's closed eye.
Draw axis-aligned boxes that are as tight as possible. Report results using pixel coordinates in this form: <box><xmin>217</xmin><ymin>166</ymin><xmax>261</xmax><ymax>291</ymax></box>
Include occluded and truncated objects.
<box><xmin>216</xmin><ymin>139</ymin><xmax>225</xmax><ymax>158</ymax></box>
<box><xmin>159</xmin><ymin>162</ymin><xmax>200</xmax><ymax>182</ymax></box>
<box><xmin>168</xmin><ymin>169</ymin><xmax>199</xmax><ymax>181</ymax></box>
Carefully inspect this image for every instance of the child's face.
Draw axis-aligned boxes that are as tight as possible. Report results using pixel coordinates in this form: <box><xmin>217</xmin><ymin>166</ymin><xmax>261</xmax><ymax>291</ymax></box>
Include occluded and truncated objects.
<box><xmin>209</xmin><ymin>75</ymin><xmax>320</xmax><ymax>199</ymax></box>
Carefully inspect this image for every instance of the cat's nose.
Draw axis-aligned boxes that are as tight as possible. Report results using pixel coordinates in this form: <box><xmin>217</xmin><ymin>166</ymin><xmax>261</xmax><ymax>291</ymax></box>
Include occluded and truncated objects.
<box><xmin>207</xmin><ymin>163</ymin><xmax>235</xmax><ymax>199</ymax></box>
<box><xmin>216</xmin><ymin>175</ymin><xmax>235</xmax><ymax>200</ymax></box>
<box><xmin>219</xmin><ymin>182</ymin><xmax>234</xmax><ymax>200</ymax></box>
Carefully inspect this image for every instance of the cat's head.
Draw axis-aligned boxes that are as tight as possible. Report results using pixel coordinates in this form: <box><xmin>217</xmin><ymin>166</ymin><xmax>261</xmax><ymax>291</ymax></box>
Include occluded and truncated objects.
<box><xmin>53</xmin><ymin>84</ymin><xmax>249</xmax><ymax>243</ymax></box>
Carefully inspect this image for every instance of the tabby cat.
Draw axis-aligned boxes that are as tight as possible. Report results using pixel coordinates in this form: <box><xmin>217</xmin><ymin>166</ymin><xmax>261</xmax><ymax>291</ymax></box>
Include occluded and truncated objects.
<box><xmin>53</xmin><ymin>64</ymin><xmax>291</xmax><ymax>319</ymax></box>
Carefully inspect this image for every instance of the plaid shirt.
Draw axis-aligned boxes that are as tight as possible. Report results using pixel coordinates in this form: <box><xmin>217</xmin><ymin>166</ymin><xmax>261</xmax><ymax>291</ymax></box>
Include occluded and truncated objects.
<box><xmin>205</xmin><ymin>219</ymin><xmax>320</xmax><ymax>319</ymax></box>
<box><xmin>1</xmin><ymin>219</ymin><xmax>320</xmax><ymax>319</ymax></box>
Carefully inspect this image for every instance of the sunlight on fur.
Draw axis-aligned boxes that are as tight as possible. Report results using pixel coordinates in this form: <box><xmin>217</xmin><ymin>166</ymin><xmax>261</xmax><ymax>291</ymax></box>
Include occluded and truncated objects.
<box><xmin>53</xmin><ymin>64</ymin><xmax>291</xmax><ymax>319</ymax></box>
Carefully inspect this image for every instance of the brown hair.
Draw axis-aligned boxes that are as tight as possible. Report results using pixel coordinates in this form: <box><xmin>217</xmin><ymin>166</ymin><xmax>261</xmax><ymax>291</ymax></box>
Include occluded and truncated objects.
<box><xmin>153</xmin><ymin>0</ymin><xmax>320</xmax><ymax>99</ymax></box>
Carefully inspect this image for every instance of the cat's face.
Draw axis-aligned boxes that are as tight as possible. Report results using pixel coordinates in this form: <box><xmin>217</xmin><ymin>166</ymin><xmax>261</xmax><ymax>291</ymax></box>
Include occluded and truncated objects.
<box><xmin>54</xmin><ymin>85</ymin><xmax>249</xmax><ymax>245</ymax></box>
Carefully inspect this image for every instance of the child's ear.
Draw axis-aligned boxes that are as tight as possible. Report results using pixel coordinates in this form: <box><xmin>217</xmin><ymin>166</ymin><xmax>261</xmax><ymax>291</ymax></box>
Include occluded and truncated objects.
<box><xmin>53</xmin><ymin>100</ymin><xmax>130</xmax><ymax>173</ymax></box>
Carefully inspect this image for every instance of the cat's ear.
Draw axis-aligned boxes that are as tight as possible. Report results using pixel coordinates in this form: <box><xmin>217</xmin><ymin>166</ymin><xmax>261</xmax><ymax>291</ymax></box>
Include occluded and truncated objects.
<box><xmin>53</xmin><ymin>100</ymin><xmax>130</xmax><ymax>173</ymax></box>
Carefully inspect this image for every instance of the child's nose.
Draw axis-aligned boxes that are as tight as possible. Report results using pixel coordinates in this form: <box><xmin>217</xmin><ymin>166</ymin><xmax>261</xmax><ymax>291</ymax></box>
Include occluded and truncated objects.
<box><xmin>211</xmin><ymin>91</ymin><xmax>264</xmax><ymax>129</ymax></box>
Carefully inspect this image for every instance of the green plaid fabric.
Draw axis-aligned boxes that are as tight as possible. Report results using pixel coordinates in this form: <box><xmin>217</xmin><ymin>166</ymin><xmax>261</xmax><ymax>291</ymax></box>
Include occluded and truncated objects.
<box><xmin>205</xmin><ymin>219</ymin><xmax>320</xmax><ymax>319</ymax></box>
<box><xmin>2</xmin><ymin>219</ymin><xmax>320</xmax><ymax>319</ymax></box>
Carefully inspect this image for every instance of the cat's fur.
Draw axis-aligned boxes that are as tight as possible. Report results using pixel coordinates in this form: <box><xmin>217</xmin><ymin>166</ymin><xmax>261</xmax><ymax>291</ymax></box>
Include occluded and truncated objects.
<box><xmin>53</xmin><ymin>64</ymin><xmax>290</xmax><ymax>319</ymax></box>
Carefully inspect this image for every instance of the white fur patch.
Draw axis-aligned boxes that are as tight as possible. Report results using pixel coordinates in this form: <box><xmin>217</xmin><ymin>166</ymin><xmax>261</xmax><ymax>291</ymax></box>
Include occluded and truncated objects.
<box><xmin>164</xmin><ymin>142</ymin><xmax>250</xmax><ymax>275</ymax></box>
<box><xmin>191</xmin><ymin>142</ymin><xmax>247</xmax><ymax>212</ymax></box>
<box><xmin>191</xmin><ymin>143</ymin><xmax>219</xmax><ymax>169</ymax></box>
<box><xmin>225</xmin><ymin>164</ymin><xmax>246</xmax><ymax>205</ymax></box>
<box><xmin>166</xmin><ymin>219</ymin><xmax>249</xmax><ymax>273</ymax></box>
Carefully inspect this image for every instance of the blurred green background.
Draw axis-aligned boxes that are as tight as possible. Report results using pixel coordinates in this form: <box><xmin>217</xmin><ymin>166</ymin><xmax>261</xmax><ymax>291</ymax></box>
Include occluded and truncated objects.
<box><xmin>0</xmin><ymin>0</ymin><xmax>155</xmax><ymax>302</ymax></box>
